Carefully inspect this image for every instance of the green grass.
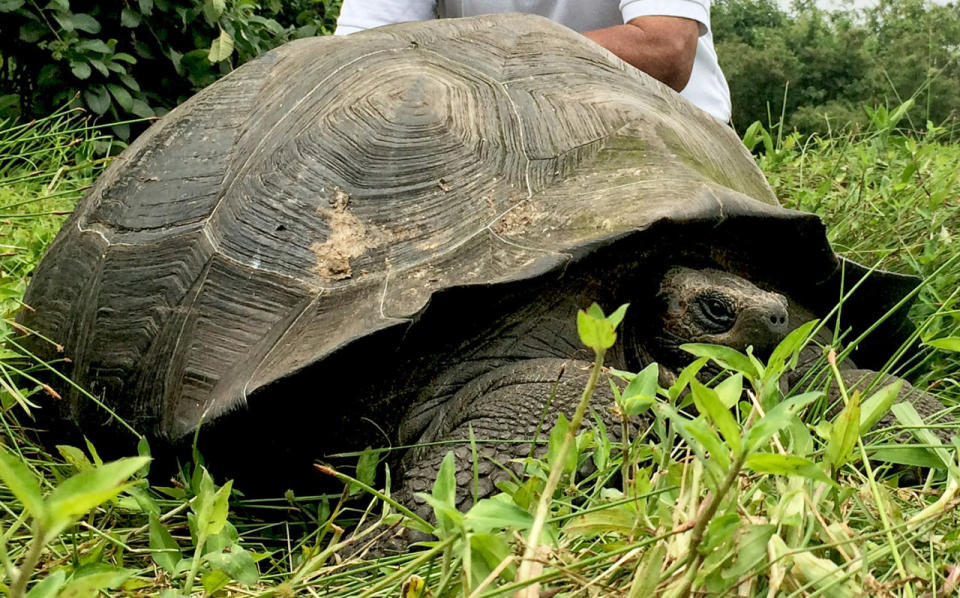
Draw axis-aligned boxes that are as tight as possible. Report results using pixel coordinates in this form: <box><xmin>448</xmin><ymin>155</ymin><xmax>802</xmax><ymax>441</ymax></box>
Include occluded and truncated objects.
<box><xmin>0</xmin><ymin>104</ymin><xmax>959</xmax><ymax>597</ymax></box>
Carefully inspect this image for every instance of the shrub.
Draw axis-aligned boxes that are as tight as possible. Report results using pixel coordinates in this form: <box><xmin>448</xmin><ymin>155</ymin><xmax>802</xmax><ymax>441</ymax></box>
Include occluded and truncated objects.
<box><xmin>0</xmin><ymin>0</ymin><xmax>343</xmax><ymax>136</ymax></box>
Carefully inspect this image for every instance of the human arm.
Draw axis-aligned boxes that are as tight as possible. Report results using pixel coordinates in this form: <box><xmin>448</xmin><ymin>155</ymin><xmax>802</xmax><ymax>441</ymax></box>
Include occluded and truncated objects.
<box><xmin>583</xmin><ymin>15</ymin><xmax>699</xmax><ymax>91</ymax></box>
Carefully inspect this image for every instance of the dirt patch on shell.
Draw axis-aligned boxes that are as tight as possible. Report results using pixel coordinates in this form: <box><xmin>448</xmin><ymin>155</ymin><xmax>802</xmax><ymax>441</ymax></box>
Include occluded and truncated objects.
<box><xmin>490</xmin><ymin>199</ymin><xmax>542</xmax><ymax>237</ymax></box>
<box><xmin>311</xmin><ymin>188</ymin><xmax>383</xmax><ymax>280</ymax></box>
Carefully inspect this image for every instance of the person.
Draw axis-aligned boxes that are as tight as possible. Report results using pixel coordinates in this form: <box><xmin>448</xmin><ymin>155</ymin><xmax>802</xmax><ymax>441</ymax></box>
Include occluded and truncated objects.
<box><xmin>334</xmin><ymin>0</ymin><xmax>731</xmax><ymax>123</ymax></box>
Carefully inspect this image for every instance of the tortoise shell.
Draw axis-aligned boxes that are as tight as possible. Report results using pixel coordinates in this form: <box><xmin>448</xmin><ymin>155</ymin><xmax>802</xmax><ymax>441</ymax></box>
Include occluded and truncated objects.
<box><xmin>20</xmin><ymin>15</ymin><xmax>913</xmax><ymax>466</ymax></box>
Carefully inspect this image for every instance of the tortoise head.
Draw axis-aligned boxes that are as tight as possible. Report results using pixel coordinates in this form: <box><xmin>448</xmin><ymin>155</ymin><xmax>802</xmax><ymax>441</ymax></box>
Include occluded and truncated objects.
<box><xmin>645</xmin><ymin>266</ymin><xmax>789</xmax><ymax>369</ymax></box>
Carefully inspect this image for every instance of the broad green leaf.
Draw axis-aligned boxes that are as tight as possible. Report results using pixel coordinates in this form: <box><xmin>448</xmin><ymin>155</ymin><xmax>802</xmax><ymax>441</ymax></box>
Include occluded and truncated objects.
<box><xmin>824</xmin><ymin>391</ymin><xmax>861</xmax><ymax>474</ymax></box>
<box><xmin>605</xmin><ymin>303</ymin><xmax>629</xmax><ymax>329</ymax></box>
<box><xmin>88</xmin><ymin>58</ymin><xmax>109</xmax><ymax>76</ymax></box>
<box><xmin>138</xmin><ymin>0</ymin><xmax>153</xmax><ymax>15</ymax></box>
<box><xmin>203</xmin><ymin>0</ymin><xmax>226</xmax><ymax>24</ymax></box>
<box><xmin>859</xmin><ymin>380</ymin><xmax>901</xmax><ymax>434</ymax></box>
<box><xmin>745</xmin><ymin>453</ymin><xmax>834</xmax><ymax>486</ymax></box>
<box><xmin>57</xmin><ymin>445</ymin><xmax>93</xmax><ymax>472</ymax></box>
<box><xmin>57</xmin><ymin>565</ymin><xmax>132</xmax><ymax>596</ymax></box>
<box><xmin>744</xmin><ymin>391</ymin><xmax>821</xmax><ymax>453</ymax></box>
<box><xmin>201</xmin><ymin>568</ymin><xmax>231</xmax><ymax>595</ymax></box>
<box><xmin>205</xmin><ymin>546</ymin><xmax>258</xmax><ymax>585</ymax></box>
<box><xmin>667</xmin><ymin>356</ymin><xmax>709</xmax><ymax>401</ymax></box>
<box><xmin>620</xmin><ymin>362</ymin><xmax>659</xmax><ymax>416</ymax></box>
<box><xmin>628</xmin><ymin>543</ymin><xmax>665</xmax><ymax>598</ymax></box>
<box><xmin>563</xmin><ymin>503</ymin><xmax>636</xmax><ymax>537</ymax></box>
<box><xmin>464</xmin><ymin>499</ymin><xmax>533</xmax><ymax>533</ymax></box>
<box><xmin>45</xmin><ymin>456</ymin><xmax>150</xmax><ymax>537</ymax></box>
<box><xmin>107</xmin><ymin>83</ymin><xmax>133</xmax><ymax>112</ymax></box>
<box><xmin>197</xmin><ymin>480</ymin><xmax>232</xmax><ymax>538</ymax></box>
<box><xmin>417</xmin><ymin>492</ymin><xmax>463</xmax><ymax>533</ymax></box>
<box><xmin>926</xmin><ymin>337</ymin><xmax>960</xmax><ymax>352</ymax></box>
<box><xmin>0</xmin><ymin>0</ymin><xmax>25</xmax><ymax>11</ymax></box>
<box><xmin>546</xmin><ymin>414</ymin><xmax>576</xmax><ymax>475</ymax></box>
<box><xmin>658</xmin><ymin>405</ymin><xmax>724</xmax><ymax>487</ymax></box>
<box><xmin>75</xmin><ymin>39</ymin><xmax>111</xmax><ymax>54</ymax></box>
<box><xmin>891</xmin><ymin>403</ymin><xmax>960</xmax><ymax>478</ymax></box>
<box><xmin>208</xmin><ymin>28</ymin><xmax>234</xmax><ymax>63</ymax></box>
<box><xmin>69</xmin><ymin>13</ymin><xmax>101</xmax><ymax>33</ymax></box>
<box><xmin>25</xmin><ymin>569</ymin><xmax>65</xmax><ymax>598</ymax></box>
<box><xmin>69</xmin><ymin>61</ymin><xmax>91</xmax><ymax>80</ymax></box>
<box><xmin>83</xmin><ymin>85</ymin><xmax>110</xmax><ymax>115</ymax></box>
<box><xmin>469</xmin><ymin>533</ymin><xmax>514</xmax><ymax>584</ymax></box>
<box><xmin>120</xmin><ymin>7</ymin><xmax>141</xmax><ymax>27</ymax></box>
<box><xmin>0</xmin><ymin>446</ymin><xmax>45</xmax><ymax>519</ymax></box>
<box><xmin>348</xmin><ymin>446</ymin><xmax>379</xmax><ymax>496</ymax></box>
<box><xmin>868</xmin><ymin>446</ymin><xmax>945</xmax><ymax>469</ymax></box>
<box><xmin>432</xmin><ymin>451</ymin><xmax>456</xmax><ymax>508</ymax></box>
<box><xmin>699</xmin><ymin>512</ymin><xmax>740</xmax><ymax>554</ymax></box>
<box><xmin>765</xmin><ymin>320</ymin><xmax>818</xmax><ymax>380</ymax></box>
<box><xmin>577</xmin><ymin>307</ymin><xmax>616</xmax><ymax>352</ymax></box>
<box><xmin>683</xmin><ymin>416</ymin><xmax>730</xmax><ymax>471</ymax></box>
<box><xmin>691</xmin><ymin>381</ymin><xmax>741</xmax><ymax>456</ymax></box>
<box><xmin>149</xmin><ymin>514</ymin><xmax>181</xmax><ymax>574</ymax></box>
<box><xmin>681</xmin><ymin>343</ymin><xmax>759</xmax><ymax>380</ymax></box>
<box><xmin>715</xmin><ymin>373</ymin><xmax>743</xmax><ymax>409</ymax></box>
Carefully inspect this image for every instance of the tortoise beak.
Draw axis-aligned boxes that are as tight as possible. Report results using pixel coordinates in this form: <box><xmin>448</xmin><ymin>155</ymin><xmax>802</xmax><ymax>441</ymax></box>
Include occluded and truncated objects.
<box><xmin>734</xmin><ymin>297</ymin><xmax>790</xmax><ymax>358</ymax></box>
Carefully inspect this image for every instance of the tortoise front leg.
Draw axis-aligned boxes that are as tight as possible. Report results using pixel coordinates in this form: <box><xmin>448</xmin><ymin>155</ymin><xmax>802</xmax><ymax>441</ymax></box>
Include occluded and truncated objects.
<box><xmin>395</xmin><ymin>357</ymin><xmax>622</xmax><ymax>523</ymax></box>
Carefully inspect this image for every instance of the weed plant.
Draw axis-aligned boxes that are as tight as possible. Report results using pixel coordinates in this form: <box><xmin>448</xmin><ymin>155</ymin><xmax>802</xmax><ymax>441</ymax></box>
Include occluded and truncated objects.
<box><xmin>0</xmin><ymin>105</ymin><xmax>958</xmax><ymax>596</ymax></box>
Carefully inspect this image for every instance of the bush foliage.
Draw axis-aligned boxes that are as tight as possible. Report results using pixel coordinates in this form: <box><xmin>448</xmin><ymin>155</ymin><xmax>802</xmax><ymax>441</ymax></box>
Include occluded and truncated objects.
<box><xmin>713</xmin><ymin>0</ymin><xmax>960</xmax><ymax>134</ymax></box>
<box><xmin>0</xmin><ymin>0</ymin><xmax>342</xmax><ymax>134</ymax></box>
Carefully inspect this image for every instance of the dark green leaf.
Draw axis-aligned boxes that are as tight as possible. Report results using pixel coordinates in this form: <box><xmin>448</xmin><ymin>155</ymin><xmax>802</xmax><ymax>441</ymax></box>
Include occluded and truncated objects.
<box><xmin>75</xmin><ymin>39</ymin><xmax>112</xmax><ymax>54</ymax></box>
<box><xmin>83</xmin><ymin>85</ymin><xmax>111</xmax><ymax>115</ymax></box>
<box><xmin>121</xmin><ymin>7</ymin><xmax>141</xmax><ymax>27</ymax></box>
<box><xmin>203</xmin><ymin>0</ymin><xmax>226</xmax><ymax>24</ymax></box>
<box><xmin>70</xmin><ymin>13</ymin><xmax>101</xmax><ymax>34</ymax></box>
<box><xmin>107</xmin><ymin>83</ymin><xmax>133</xmax><ymax>112</ymax></box>
<box><xmin>130</xmin><ymin>98</ymin><xmax>155</xmax><ymax>118</ymax></box>
<box><xmin>0</xmin><ymin>0</ymin><xmax>25</xmax><ymax>11</ymax></box>
<box><xmin>88</xmin><ymin>58</ymin><xmax>109</xmax><ymax>77</ymax></box>
<box><xmin>69</xmin><ymin>61</ymin><xmax>92</xmax><ymax>80</ymax></box>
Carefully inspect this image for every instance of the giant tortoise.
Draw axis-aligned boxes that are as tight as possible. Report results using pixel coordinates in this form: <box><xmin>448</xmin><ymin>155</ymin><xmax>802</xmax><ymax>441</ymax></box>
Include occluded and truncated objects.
<box><xmin>18</xmin><ymin>15</ymin><xmax>940</xmax><ymax>511</ymax></box>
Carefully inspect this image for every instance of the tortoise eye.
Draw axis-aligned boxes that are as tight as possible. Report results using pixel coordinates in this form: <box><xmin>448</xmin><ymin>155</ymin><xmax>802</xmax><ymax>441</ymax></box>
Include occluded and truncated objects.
<box><xmin>697</xmin><ymin>295</ymin><xmax>736</xmax><ymax>329</ymax></box>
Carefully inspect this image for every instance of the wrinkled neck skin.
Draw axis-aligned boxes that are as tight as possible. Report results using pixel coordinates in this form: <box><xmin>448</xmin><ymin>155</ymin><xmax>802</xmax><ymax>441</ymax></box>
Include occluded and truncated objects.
<box><xmin>398</xmin><ymin>289</ymin><xmax>626</xmax><ymax>444</ymax></box>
